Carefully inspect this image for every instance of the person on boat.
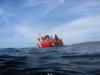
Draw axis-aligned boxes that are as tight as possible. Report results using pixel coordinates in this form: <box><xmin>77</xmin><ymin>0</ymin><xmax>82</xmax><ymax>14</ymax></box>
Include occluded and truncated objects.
<box><xmin>44</xmin><ymin>35</ymin><xmax>50</xmax><ymax>41</ymax></box>
<box><xmin>41</xmin><ymin>36</ymin><xmax>45</xmax><ymax>42</ymax></box>
<box><xmin>54</xmin><ymin>34</ymin><xmax>59</xmax><ymax>41</ymax></box>
<box><xmin>38</xmin><ymin>38</ymin><xmax>40</xmax><ymax>42</ymax></box>
<box><xmin>37</xmin><ymin>37</ymin><xmax>42</xmax><ymax>47</ymax></box>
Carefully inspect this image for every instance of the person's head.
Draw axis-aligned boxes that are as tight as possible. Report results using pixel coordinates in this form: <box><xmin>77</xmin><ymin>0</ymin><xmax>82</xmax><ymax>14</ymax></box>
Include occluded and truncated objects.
<box><xmin>45</xmin><ymin>35</ymin><xmax>49</xmax><ymax>38</ymax></box>
<box><xmin>40</xmin><ymin>37</ymin><xmax>44</xmax><ymax>41</ymax></box>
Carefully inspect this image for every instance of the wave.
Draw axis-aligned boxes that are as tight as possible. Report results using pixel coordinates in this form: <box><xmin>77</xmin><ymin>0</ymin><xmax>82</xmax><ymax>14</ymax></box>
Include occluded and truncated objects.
<box><xmin>0</xmin><ymin>41</ymin><xmax>100</xmax><ymax>75</ymax></box>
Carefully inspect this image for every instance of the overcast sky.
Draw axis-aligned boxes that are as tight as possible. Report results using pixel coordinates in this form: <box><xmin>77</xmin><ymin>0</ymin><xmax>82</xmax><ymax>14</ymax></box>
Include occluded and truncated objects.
<box><xmin>0</xmin><ymin>0</ymin><xmax>100</xmax><ymax>48</ymax></box>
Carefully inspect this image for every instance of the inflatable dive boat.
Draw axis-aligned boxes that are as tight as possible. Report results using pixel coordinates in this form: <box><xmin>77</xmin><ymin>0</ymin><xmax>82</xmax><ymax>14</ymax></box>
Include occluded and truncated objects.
<box><xmin>38</xmin><ymin>40</ymin><xmax>63</xmax><ymax>48</ymax></box>
<box><xmin>37</xmin><ymin>34</ymin><xmax>64</xmax><ymax>48</ymax></box>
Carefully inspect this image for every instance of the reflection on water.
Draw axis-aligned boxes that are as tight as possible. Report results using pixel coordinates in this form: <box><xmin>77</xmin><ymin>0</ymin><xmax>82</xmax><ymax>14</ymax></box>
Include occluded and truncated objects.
<box><xmin>0</xmin><ymin>41</ymin><xmax>100</xmax><ymax>75</ymax></box>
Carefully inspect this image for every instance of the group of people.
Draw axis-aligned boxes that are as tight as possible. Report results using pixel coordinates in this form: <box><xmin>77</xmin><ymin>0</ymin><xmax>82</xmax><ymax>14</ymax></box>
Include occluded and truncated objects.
<box><xmin>38</xmin><ymin>34</ymin><xmax>61</xmax><ymax>42</ymax></box>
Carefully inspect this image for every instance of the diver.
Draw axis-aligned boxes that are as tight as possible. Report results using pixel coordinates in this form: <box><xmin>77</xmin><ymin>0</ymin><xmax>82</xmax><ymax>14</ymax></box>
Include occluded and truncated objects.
<box><xmin>44</xmin><ymin>35</ymin><xmax>50</xmax><ymax>41</ymax></box>
<box><xmin>54</xmin><ymin>34</ymin><xmax>59</xmax><ymax>41</ymax></box>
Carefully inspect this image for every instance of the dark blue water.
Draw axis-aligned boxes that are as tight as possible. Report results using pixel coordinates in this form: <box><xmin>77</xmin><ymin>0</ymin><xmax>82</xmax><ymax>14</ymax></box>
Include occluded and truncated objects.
<box><xmin>0</xmin><ymin>41</ymin><xmax>100</xmax><ymax>75</ymax></box>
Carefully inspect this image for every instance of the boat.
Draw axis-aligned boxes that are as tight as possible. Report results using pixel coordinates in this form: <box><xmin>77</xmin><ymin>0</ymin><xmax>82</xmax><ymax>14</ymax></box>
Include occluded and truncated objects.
<box><xmin>37</xmin><ymin>34</ymin><xmax>64</xmax><ymax>48</ymax></box>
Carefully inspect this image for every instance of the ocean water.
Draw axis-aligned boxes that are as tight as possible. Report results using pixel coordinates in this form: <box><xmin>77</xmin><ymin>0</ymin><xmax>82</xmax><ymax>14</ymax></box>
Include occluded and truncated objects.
<box><xmin>0</xmin><ymin>41</ymin><xmax>100</xmax><ymax>75</ymax></box>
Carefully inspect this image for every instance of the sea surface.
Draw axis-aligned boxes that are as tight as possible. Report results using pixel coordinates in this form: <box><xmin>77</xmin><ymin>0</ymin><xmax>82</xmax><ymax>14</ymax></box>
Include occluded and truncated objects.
<box><xmin>0</xmin><ymin>41</ymin><xmax>100</xmax><ymax>75</ymax></box>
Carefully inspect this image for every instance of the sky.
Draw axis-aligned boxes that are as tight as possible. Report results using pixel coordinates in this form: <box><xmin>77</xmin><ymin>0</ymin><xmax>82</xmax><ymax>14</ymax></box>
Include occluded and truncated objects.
<box><xmin>0</xmin><ymin>0</ymin><xmax>100</xmax><ymax>48</ymax></box>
